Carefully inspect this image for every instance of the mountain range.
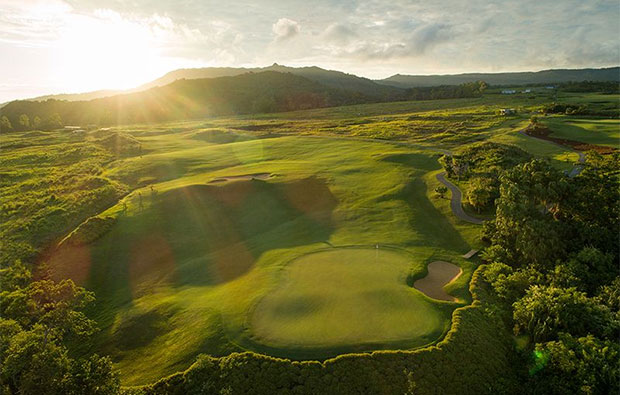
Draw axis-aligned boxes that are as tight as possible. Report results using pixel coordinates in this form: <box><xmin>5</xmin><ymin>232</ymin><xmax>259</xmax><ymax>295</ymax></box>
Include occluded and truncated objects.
<box><xmin>0</xmin><ymin>71</ymin><xmax>485</xmax><ymax>127</ymax></box>
<box><xmin>15</xmin><ymin>65</ymin><xmax>619</xmax><ymax>104</ymax></box>
<box><xmin>1</xmin><ymin>65</ymin><xmax>617</xmax><ymax>128</ymax></box>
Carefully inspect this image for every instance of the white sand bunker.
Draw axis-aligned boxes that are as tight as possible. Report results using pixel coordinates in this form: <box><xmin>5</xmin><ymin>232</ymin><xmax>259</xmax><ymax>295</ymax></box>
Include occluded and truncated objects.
<box><xmin>413</xmin><ymin>261</ymin><xmax>462</xmax><ymax>301</ymax></box>
<box><xmin>209</xmin><ymin>173</ymin><xmax>272</xmax><ymax>183</ymax></box>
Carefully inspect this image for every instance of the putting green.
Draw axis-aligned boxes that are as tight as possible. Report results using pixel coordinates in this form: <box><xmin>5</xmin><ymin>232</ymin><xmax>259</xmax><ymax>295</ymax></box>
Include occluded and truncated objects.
<box><xmin>250</xmin><ymin>248</ymin><xmax>452</xmax><ymax>351</ymax></box>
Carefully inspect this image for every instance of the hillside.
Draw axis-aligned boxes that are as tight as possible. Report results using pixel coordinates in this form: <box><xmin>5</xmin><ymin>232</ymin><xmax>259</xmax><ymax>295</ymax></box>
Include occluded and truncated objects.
<box><xmin>378</xmin><ymin>67</ymin><xmax>620</xmax><ymax>88</ymax></box>
<box><xmin>12</xmin><ymin>64</ymin><xmax>400</xmax><ymax>104</ymax></box>
<box><xmin>10</xmin><ymin>66</ymin><xmax>618</xmax><ymax>105</ymax></box>
<box><xmin>0</xmin><ymin>71</ymin><xmax>365</xmax><ymax>126</ymax></box>
<box><xmin>138</xmin><ymin>63</ymin><xmax>402</xmax><ymax>99</ymax></box>
<box><xmin>24</xmin><ymin>89</ymin><xmax>125</xmax><ymax>103</ymax></box>
<box><xmin>0</xmin><ymin>71</ymin><xmax>487</xmax><ymax>128</ymax></box>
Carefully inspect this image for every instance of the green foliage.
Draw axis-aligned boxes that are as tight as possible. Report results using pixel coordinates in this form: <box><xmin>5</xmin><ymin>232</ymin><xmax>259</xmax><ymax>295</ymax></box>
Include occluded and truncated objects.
<box><xmin>42</xmin><ymin>113</ymin><xmax>63</xmax><ymax>131</ymax></box>
<box><xmin>0</xmin><ymin>115</ymin><xmax>12</xmax><ymax>133</ymax></box>
<box><xmin>434</xmin><ymin>185</ymin><xmax>448</xmax><ymax>198</ymax></box>
<box><xmin>482</xmin><ymin>153</ymin><xmax>619</xmax><ymax>392</ymax></box>
<box><xmin>2</xmin><ymin>89</ymin><xmax>616</xmax><ymax>392</ymax></box>
<box><xmin>18</xmin><ymin>114</ymin><xmax>30</xmax><ymax>131</ymax></box>
<box><xmin>558</xmin><ymin>80</ymin><xmax>620</xmax><ymax>94</ymax></box>
<box><xmin>529</xmin><ymin>334</ymin><xmax>620</xmax><ymax>395</ymax></box>
<box><xmin>466</xmin><ymin>177</ymin><xmax>495</xmax><ymax>212</ymax></box>
<box><xmin>32</xmin><ymin>116</ymin><xmax>41</xmax><ymax>129</ymax></box>
<box><xmin>513</xmin><ymin>286</ymin><xmax>614</xmax><ymax>343</ymax></box>
<box><xmin>0</xmin><ymin>265</ymin><xmax>120</xmax><ymax>394</ymax></box>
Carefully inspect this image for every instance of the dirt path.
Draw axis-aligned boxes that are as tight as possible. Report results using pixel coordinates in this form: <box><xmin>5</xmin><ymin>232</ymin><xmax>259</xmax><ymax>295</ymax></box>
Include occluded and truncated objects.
<box><xmin>413</xmin><ymin>261</ymin><xmax>462</xmax><ymax>301</ymax></box>
<box><xmin>436</xmin><ymin>172</ymin><xmax>484</xmax><ymax>225</ymax></box>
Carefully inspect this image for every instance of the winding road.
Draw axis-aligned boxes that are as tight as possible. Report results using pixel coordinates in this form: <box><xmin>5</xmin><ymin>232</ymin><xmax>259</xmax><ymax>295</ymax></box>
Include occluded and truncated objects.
<box><xmin>436</xmin><ymin>172</ymin><xmax>484</xmax><ymax>225</ymax></box>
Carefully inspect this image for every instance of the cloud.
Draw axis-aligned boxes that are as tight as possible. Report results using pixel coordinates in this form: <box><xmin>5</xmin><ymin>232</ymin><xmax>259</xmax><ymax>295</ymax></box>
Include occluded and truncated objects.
<box><xmin>272</xmin><ymin>18</ymin><xmax>300</xmax><ymax>41</ymax></box>
<box><xmin>323</xmin><ymin>23</ymin><xmax>357</xmax><ymax>46</ymax></box>
<box><xmin>2</xmin><ymin>0</ymin><xmax>619</xmax><ymax>101</ymax></box>
<box><xmin>408</xmin><ymin>23</ymin><xmax>455</xmax><ymax>55</ymax></box>
<box><xmin>315</xmin><ymin>20</ymin><xmax>456</xmax><ymax>61</ymax></box>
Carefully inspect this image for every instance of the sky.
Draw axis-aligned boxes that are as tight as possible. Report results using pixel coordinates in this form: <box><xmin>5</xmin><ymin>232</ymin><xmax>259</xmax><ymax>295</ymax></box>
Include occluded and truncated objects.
<box><xmin>1</xmin><ymin>0</ymin><xmax>619</xmax><ymax>102</ymax></box>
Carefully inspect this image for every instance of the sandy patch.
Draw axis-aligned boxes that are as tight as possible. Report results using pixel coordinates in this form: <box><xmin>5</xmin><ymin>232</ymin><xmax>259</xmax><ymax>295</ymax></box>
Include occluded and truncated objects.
<box><xmin>413</xmin><ymin>261</ymin><xmax>462</xmax><ymax>301</ymax></box>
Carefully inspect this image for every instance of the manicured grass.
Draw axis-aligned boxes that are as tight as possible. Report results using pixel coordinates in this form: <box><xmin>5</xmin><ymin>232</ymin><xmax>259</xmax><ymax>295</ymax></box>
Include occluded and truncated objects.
<box><xmin>542</xmin><ymin>116</ymin><xmax>620</xmax><ymax>147</ymax></box>
<box><xmin>249</xmin><ymin>248</ymin><xmax>454</xmax><ymax>356</ymax></box>
<box><xmin>488</xmin><ymin>119</ymin><xmax>579</xmax><ymax>170</ymax></box>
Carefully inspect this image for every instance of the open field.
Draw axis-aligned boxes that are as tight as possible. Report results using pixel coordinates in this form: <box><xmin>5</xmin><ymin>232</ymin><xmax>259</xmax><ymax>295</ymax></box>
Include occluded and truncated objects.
<box><xmin>3</xmin><ymin>91</ymin><xmax>617</xmax><ymax>386</ymax></box>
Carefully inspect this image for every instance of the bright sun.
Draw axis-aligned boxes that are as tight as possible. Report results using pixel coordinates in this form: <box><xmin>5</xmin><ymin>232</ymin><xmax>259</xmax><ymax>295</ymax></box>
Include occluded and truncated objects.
<box><xmin>55</xmin><ymin>11</ymin><xmax>164</xmax><ymax>92</ymax></box>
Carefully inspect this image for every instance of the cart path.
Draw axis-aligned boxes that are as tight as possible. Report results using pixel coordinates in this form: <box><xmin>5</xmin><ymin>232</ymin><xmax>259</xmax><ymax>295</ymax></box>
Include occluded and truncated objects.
<box><xmin>436</xmin><ymin>172</ymin><xmax>484</xmax><ymax>225</ymax></box>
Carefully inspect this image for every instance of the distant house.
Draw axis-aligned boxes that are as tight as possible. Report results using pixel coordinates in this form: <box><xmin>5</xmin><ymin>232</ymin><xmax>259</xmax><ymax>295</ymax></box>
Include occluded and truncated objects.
<box><xmin>545</xmin><ymin>86</ymin><xmax>555</xmax><ymax>89</ymax></box>
<box><xmin>500</xmin><ymin>108</ymin><xmax>516</xmax><ymax>115</ymax></box>
<box><xmin>522</xmin><ymin>89</ymin><xmax>531</xmax><ymax>93</ymax></box>
<box><xmin>501</xmin><ymin>89</ymin><xmax>516</xmax><ymax>94</ymax></box>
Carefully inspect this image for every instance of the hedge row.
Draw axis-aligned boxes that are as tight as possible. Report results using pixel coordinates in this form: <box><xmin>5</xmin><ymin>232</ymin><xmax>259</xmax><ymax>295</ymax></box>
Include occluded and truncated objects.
<box><xmin>126</xmin><ymin>266</ymin><xmax>520</xmax><ymax>395</ymax></box>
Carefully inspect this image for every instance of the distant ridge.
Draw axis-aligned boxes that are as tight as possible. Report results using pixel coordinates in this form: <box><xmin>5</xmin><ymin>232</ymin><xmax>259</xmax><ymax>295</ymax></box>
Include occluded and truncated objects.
<box><xmin>135</xmin><ymin>63</ymin><xmax>403</xmax><ymax>99</ymax></box>
<box><xmin>377</xmin><ymin>67</ymin><xmax>620</xmax><ymax>88</ymax></box>
<box><xmin>0</xmin><ymin>71</ymin><xmax>485</xmax><ymax>127</ymax></box>
<box><xmin>8</xmin><ymin>65</ymin><xmax>619</xmax><ymax>105</ymax></box>
<box><xmin>16</xmin><ymin>64</ymin><xmax>401</xmax><ymax>104</ymax></box>
<box><xmin>25</xmin><ymin>89</ymin><xmax>124</xmax><ymax>103</ymax></box>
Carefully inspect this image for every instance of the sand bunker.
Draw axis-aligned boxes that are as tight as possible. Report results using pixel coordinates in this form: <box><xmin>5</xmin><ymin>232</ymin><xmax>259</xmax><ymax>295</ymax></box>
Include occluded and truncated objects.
<box><xmin>209</xmin><ymin>173</ymin><xmax>272</xmax><ymax>183</ymax></box>
<box><xmin>413</xmin><ymin>261</ymin><xmax>462</xmax><ymax>301</ymax></box>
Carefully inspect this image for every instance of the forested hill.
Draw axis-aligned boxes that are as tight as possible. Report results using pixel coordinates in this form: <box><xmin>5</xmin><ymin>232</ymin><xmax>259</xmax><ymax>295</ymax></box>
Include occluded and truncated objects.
<box><xmin>138</xmin><ymin>63</ymin><xmax>402</xmax><ymax>99</ymax></box>
<box><xmin>0</xmin><ymin>72</ymin><xmax>355</xmax><ymax>126</ymax></box>
<box><xmin>0</xmin><ymin>71</ymin><xmax>485</xmax><ymax>128</ymax></box>
<box><xmin>378</xmin><ymin>67</ymin><xmax>620</xmax><ymax>88</ymax></box>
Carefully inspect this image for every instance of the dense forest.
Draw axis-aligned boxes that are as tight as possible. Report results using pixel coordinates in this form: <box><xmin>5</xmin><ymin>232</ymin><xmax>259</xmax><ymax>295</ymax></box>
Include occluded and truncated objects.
<box><xmin>481</xmin><ymin>154</ymin><xmax>619</xmax><ymax>394</ymax></box>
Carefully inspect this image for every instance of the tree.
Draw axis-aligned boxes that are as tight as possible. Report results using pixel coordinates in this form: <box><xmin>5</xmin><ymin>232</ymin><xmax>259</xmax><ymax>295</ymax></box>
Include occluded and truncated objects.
<box><xmin>438</xmin><ymin>155</ymin><xmax>455</xmax><ymax>177</ymax></box>
<box><xmin>42</xmin><ymin>113</ymin><xmax>63</xmax><ymax>131</ymax></box>
<box><xmin>434</xmin><ymin>186</ymin><xmax>448</xmax><ymax>198</ymax></box>
<box><xmin>0</xmin><ymin>265</ymin><xmax>120</xmax><ymax>394</ymax></box>
<box><xmin>0</xmin><ymin>116</ymin><xmax>12</xmax><ymax>133</ymax></box>
<box><xmin>19</xmin><ymin>114</ymin><xmax>30</xmax><ymax>131</ymax></box>
<box><xmin>466</xmin><ymin>177</ymin><xmax>493</xmax><ymax>212</ymax></box>
<box><xmin>513</xmin><ymin>286</ymin><xmax>614</xmax><ymax>343</ymax></box>
<box><xmin>529</xmin><ymin>334</ymin><xmax>620</xmax><ymax>395</ymax></box>
<box><xmin>33</xmin><ymin>116</ymin><xmax>41</xmax><ymax>129</ymax></box>
<box><xmin>550</xmin><ymin>248</ymin><xmax>617</xmax><ymax>295</ymax></box>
